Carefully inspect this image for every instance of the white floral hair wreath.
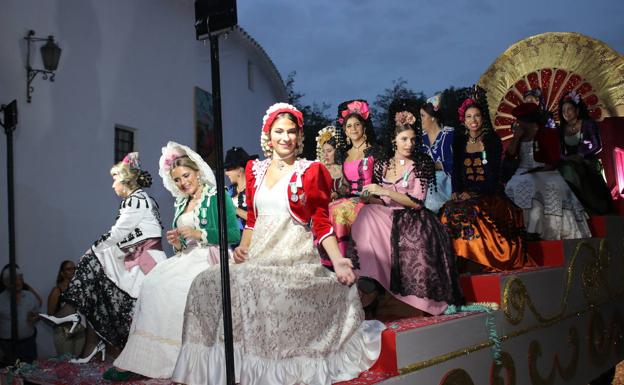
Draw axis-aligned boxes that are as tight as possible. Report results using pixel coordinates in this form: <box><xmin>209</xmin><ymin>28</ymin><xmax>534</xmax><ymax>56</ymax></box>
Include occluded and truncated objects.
<box><xmin>260</xmin><ymin>102</ymin><xmax>304</xmax><ymax>157</ymax></box>
<box><xmin>315</xmin><ymin>126</ymin><xmax>337</xmax><ymax>162</ymax></box>
<box><xmin>158</xmin><ymin>141</ymin><xmax>217</xmax><ymax>198</ymax></box>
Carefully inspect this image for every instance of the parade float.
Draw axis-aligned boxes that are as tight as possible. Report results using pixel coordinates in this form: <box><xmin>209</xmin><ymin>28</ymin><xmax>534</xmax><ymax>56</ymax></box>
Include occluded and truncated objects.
<box><xmin>2</xmin><ymin>31</ymin><xmax>624</xmax><ymax>385</ymax></box>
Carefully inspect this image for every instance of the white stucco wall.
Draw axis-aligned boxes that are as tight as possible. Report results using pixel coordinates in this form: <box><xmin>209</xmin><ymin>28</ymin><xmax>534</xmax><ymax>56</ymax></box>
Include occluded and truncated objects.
<box><xmin>0</xmin><ymin>0</ymin><xmax>284</xmax><ymax>358</ymax></box>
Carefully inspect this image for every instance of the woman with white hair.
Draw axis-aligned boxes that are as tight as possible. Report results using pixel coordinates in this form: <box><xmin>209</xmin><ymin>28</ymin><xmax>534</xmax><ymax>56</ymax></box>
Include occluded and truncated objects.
<box><xmin>38</xmin><ymin>153</ymin><xmax>166</xmax><ymax>363</ymax></box>
<box><xmin>105</xmin><ymin>142</ymin><xmax>240</xmax><ymax>381</ymax></box>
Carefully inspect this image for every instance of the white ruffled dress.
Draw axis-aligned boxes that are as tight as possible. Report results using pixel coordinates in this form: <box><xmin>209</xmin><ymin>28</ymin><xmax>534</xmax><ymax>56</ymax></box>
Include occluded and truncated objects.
<box><xmin>172</xmin><ymin>171</ymin><xmax>385</xmax><ymax>385</ymax></box>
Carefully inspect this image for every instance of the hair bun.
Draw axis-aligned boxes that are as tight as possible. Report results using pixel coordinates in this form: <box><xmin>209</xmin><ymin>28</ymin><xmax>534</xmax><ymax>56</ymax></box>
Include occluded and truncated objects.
<box><xmin>137</xmin><ymin>170</ymin><xmax>153</xmax><ymax>188</ymax></box>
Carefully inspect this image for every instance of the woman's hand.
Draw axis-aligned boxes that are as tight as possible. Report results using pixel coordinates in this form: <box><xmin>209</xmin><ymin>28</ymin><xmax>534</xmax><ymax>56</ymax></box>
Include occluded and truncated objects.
<box><xmin>233</xmin><ymin>246</ymin><xmax>248</xmax><ymax>264</ymax></box>
<box><xmin>451</xmin><ymin>192</ymin><xmax>458</xmax><ymax>200</ymax></box>
<box><xmin>166</xmin><ymin>229</ymin><xmax>182</xmax><ymax>249</ymax></box>
<box><xmin>178</xmin><ymin>226</ymin><xmax>201</xmax><ymax>241</ymax></box>
<box><xmin>458</xmin><ymin>192</ymin><xmax>472</xmax><ymax>201</ymax></box>
<box><xmin>27</xmin><ymin>311</ymin><xmax>39</xmax><ymax>326</ymax></box>
<box><xmin>362</xmin><ymin>184</ymin><xmax>386</xmax><ymax>197</ymax></box>
<box><xmin>236</xmin><ymin>207</ymin><xmax>247</xmax><ymax>220</ymax></box>
<box><xmin>333</xmin><ymin>257</ymin><xmax>356</xmax><ymax>286</ymax></box>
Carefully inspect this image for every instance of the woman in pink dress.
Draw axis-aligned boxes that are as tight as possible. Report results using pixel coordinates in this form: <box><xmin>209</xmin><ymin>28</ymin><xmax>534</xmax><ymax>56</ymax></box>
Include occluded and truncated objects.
<box><xmin>329</xmin><ymin>99</ymin><xmax>378</xmax><ymax>256</ymax></box>
<box><xmin>347</xmin><ymin>99</ymin><xmax>463</xmax><ymax>316</ymax></box>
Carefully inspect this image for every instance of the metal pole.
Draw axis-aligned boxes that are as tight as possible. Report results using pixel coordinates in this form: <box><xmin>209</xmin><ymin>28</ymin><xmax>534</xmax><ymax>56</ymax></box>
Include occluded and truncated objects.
<box><xmin>209</xmin><ymin>33</ymin><xmax>236</xmax><ymax>385</ymax></box>
<box><xmin>1</xmin><ymin>102</ymin><xmax>18</xmax><ymax>364</ymax></box>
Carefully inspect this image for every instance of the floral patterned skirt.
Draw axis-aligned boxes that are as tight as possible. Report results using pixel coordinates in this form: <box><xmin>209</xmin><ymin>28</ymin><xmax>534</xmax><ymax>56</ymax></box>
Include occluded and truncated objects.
<box><xmin>439</xmin><ymin>194</ymin><xmax>532</xmax><ymax>271</ymax></box>
<box><xmin>171</xmin><ymin>214</ymin><xmax>385</xmax><ymax>385</ymax></box>
<box><xmin>62</xmin><ymin>251</ymin><xmax>135</xmax><ymax>348</ymax></box>
<box><xmin>329</xmin><ymin>197</ymin><xmax>366</xmax><ymax>255</ymax></box>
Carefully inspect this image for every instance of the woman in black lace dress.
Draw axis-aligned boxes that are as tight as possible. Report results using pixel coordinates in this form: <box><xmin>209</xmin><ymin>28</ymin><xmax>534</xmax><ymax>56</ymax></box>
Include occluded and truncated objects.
<box><xmin>347</xmin><ymin>99</ymin><xmax>463</xmax><ymax>316</ymax></box>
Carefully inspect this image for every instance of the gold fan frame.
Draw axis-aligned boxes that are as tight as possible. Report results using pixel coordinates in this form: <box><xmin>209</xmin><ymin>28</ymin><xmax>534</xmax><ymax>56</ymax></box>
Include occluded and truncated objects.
<box><xmin>478</xmin><ymin>32</ymin><xmax>624</xmax><ymax>134</ymax></box>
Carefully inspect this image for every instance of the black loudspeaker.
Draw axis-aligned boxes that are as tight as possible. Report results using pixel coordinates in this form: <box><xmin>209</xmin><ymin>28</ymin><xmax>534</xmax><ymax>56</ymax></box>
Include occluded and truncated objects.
<box><xmin>195</xmin><ymin>0</ymin><xmax>237</xmax><ymax>40</ymax></box>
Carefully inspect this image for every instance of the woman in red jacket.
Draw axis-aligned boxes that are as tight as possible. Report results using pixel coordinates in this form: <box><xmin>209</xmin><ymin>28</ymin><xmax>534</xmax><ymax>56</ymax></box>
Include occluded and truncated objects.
<box><xmin>171</xmin><ymin>103</ymin><xmax>385</xmax><ymax>385</ymax></box>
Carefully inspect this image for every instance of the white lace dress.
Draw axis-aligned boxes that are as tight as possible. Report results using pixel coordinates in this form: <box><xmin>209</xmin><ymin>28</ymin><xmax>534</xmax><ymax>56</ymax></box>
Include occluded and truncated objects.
<box><xmin>172</xmin><ymin>172</ymin><xmax>385</xmax><ymax>385</ymax></box>
<box><xmin>113</xmin><ymin>212</ymin><xmax>221</xmax><ymax>379</ymax></box>
<box><xmin>505</xmin><ymin>141</ymin><xmax>591</xmax><ymax>240</ymax></box>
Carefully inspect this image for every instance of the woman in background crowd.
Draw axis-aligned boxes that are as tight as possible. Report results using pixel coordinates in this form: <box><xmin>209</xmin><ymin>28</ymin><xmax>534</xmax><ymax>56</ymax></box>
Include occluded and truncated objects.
<box><xmin>47</xmin><ymin>260</ymin><xmax>85</xmax><ymax>357</ymax></box>
<box><xmin>316</xmin><ymin>125</ymin><xmax>344</xmax><ymax>200</ymax></box>
<box><xmin>557</xmin><ymin>91</ymin><xmax>613</xmax><ymax>215</ymax></box>
<box><xmin>421</xmin><ymin>94</ymin><xmax>455</xmax><ymax>213</ymax></box>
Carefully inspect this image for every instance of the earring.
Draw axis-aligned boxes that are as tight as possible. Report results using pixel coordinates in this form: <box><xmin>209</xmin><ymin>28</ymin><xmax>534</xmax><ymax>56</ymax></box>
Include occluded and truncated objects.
<box><xmin>392</xmin><ymin>141</ymin><xmax>397</xmax><ymax>152</ymax></box>
<box><xmin>346</xmin><ymin>137</ymin><xmax>351</xmax><ymax>145</ymax></box>
<box><xmin>363</xmin><ymin>134</ymin><xmax>368</xmax><ymax>143</ymax></box>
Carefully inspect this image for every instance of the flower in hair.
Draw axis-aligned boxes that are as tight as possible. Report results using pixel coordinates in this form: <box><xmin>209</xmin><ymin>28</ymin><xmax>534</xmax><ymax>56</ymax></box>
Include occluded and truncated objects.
<box><xmin>394</xmin><ymin>111</ymin><xmax>416</xmax><ymax>126</ymax></box>
<box><xmin>122</xmin><ymin>152</ymin><xmax>141</xmax><ymax>170</ymax></box>
<box><xmin>427</xmin><ymin>94</ymin><xmax>441</xmax><ymax>111</ymax></box>
<box><xmin>338</xmin><ymin>100</ymin><xmax>370</xmax><ymax>124</ymax></box>
<box><xmin>458</xmin><ymin>98</ymin><xmax>476</xmax><ymax>123</ymax></box>
<box><xmin>162</xmin><ymin>150</ymin><xmax>184</xmax><ymax>171</ymax></box>
<box><xmin>563</xmin><ymin>91</ymin><xmax>581</xmax><ymax>105</ymax></box>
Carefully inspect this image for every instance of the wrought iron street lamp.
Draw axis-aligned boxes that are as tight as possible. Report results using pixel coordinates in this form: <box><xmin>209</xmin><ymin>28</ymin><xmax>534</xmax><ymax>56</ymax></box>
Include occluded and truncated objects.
<box><xmin>25</xmin><ymin>30</ymin><xmax>62</xmax><ymax>103</ymax></box>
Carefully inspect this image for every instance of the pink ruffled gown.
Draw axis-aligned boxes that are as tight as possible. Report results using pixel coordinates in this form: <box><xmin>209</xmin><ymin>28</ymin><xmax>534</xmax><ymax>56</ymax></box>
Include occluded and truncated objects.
<box><xmin>347</xmin><ymin>163</ymin><xmax>463</xmax><ymax>315</ymax></box>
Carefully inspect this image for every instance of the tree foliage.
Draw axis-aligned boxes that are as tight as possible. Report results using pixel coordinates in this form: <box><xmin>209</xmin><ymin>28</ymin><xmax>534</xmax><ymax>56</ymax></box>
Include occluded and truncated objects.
<box><xmin>371</xmin><ymin>78</ymin><xmax>426</xmax><ymax>132</ymax></box>
<box><xmin>284</xmin><ymin>71</ymin><xmax>477</xmax><ymax>159</ymax></box>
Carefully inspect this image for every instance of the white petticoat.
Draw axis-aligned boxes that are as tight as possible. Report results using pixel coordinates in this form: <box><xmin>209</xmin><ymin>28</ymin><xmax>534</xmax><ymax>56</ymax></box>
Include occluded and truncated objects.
<box><xmin>113</xmin><ymin>243</ymin><xmax>220</xmax><ymax>378</ymax></box>
<box><xmin>505</xmin><ymin>142</ymin><xmax>590</xmax><ymax>240</ymax></box>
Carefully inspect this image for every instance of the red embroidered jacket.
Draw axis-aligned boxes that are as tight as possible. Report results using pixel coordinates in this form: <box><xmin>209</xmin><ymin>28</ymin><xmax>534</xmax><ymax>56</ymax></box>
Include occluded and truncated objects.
<box><xmin>244</xmin><ymin>158</ymin><xmax>335</xmax><ymax>266</ymax></box>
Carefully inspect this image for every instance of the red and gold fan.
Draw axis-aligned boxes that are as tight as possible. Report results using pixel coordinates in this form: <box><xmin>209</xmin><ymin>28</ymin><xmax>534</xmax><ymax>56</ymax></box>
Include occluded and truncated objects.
<box><xmin>478</xmin><ymin>32</ymin><xmax>624</xmax><ymax>140</ymax></box>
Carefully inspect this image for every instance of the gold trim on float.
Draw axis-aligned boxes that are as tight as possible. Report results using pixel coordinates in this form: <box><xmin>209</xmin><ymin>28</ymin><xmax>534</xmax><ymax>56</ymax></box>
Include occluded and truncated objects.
<box><xmin>503</xmin><ymin>239</ymin><xmax>624</xmax><ymax>326</ymax></box>
<box><xmin>398</xmin><ymin>238</ymin><xmax>624</xmax><ymax>376</ymax></box>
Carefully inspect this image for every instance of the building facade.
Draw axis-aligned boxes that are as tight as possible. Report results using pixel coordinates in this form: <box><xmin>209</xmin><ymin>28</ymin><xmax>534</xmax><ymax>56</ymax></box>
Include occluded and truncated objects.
<box><xmin>0</xmin><ymin>0</ymin><xmax>285</xmax><ymax>358</ymax></box>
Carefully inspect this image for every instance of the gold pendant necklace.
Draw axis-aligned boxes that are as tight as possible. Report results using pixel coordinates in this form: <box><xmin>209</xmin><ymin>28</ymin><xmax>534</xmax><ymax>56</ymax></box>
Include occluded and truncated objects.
<box><xmin>273</xmin><ymin>152</ymin><xmax>295</xmax><ymax>170</ymax></box>
<box><xmin>469</xmin><ymin>130</ymin><xmax>484</xmax><ymax>144</ymax></box>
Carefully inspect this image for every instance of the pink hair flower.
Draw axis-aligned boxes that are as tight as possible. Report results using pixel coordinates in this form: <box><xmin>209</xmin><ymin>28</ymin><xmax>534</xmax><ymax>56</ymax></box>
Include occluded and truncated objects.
<box><xmin>458</xmin><ymin>98</ymin><xmax>476</xmax><ymax>123</ymax></box>
<box><xmin>394</xmin><ymin>111</ymin><xmax>416</xmax><ymax>126</ymax></box>
<box><xmin>339</xmin><ymin>100</ymin><xmax>370</xmax><ymax>124</ymax></box>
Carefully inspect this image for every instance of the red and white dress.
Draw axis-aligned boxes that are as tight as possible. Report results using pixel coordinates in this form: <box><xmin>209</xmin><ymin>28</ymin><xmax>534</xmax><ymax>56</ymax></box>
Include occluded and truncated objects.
<box><xmin>172</xmin><ymin>158</ymin><xmax>385</xmax><ymax>385</ymax></box>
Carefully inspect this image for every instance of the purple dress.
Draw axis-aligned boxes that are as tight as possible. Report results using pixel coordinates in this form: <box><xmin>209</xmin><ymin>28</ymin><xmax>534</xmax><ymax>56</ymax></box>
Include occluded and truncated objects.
<box><xmin>347</xmin><ymin>161</ymin><xmax>463</xmax><ymax>315</ymax></box>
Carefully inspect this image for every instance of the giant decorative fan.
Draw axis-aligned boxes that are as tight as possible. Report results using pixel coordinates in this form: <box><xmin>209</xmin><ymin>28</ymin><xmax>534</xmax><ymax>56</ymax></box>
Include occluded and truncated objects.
<box><xmin>478</xmin><ymin>32</ymin><xmax>624</xmax><ymax>140</ymax></box>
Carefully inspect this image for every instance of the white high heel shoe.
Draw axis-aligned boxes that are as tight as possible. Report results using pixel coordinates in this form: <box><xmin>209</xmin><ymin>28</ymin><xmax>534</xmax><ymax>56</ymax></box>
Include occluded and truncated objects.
<box><xmin>38</xmin><ymin>313</ymin><xmax>81</xmax><ymax>334</ymax></box>
<box><xmin>70</xmin><ymin>341</ymin><xmax>106</xmax><ymax>364</ymax></box>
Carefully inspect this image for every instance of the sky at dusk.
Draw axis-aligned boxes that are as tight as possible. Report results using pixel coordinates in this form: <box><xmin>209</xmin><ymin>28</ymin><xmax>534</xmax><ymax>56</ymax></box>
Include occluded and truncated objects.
<box><xmin>237</xmin><ymin>0</ymin><xmax>623</xmax><ymax>111</ymax></box>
